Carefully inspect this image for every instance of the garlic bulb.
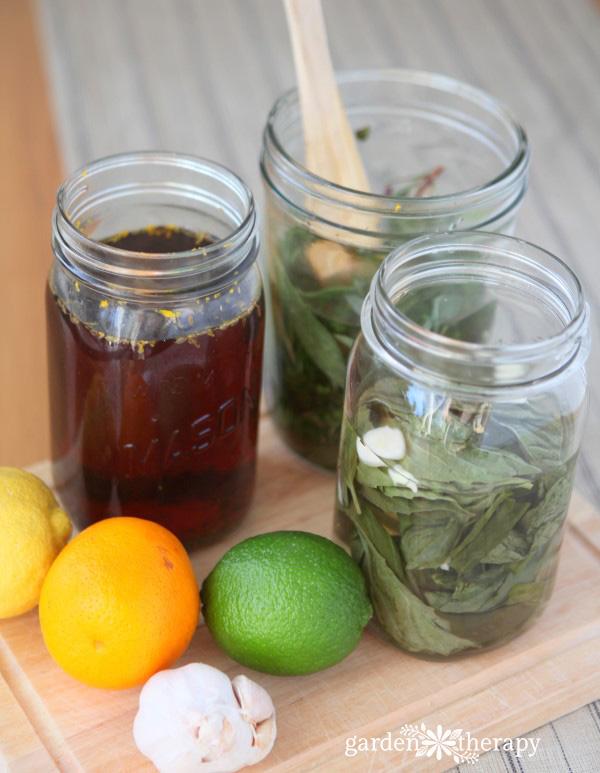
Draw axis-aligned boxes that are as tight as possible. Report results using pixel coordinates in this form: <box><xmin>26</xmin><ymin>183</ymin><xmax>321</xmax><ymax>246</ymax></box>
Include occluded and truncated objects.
<box><xmin>133</xmin><ymin>663</ymin><xmax>277</xmax><ymax>773</ymax></box>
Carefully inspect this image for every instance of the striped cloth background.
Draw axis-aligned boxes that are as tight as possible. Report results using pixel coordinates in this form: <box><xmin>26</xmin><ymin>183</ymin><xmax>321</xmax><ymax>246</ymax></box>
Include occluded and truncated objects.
<box><xmin>35</xmin><ymin>1</ymin><xmax>600</xmax><ymax>770</ymax></box>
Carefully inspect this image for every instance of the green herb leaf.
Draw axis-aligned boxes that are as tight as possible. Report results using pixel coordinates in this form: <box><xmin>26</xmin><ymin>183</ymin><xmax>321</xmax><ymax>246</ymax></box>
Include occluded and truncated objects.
<box><xmin>523</xmin><ymin>474</ymin><xmax>572</xmax><ymax>553</ymax></box>
<box><xmin>356</xmin><ymin>524</ymin><xmax>478</xmax><ymax>655</ymax></box>
<box><xmin>438</xmin><ymin>565</ymin><xmax>514</xmax><ymax>614</ymax></box>
<box><xmin>401</xmin><ymin>436</ymin><xmax>540</xmax><ymax>488</ymax></box>
<box><xmin>484</xmin><ymin>530</ymin><xmax>530</xmax><ymax>564</ymax></box>
<box><xmin>356</xmin><ymin>462</ymin><xmax>394</xmax><ymax>489</ymax></box>
<box><xmin>450</xmin><ymin>497</ymin><xmax>530</xmax><ymax>573</ymax></box>
<box><xmin>338</xmin><ymin>416</ymin><xmax>360</xmax><ymax>513</ymax></box>
<box><xmin>347</xmin><ymin>502</ymin><xmax>406</xmax><ymax>580</ymax></box>
<box><xmin>273</xmin><ymin>258</ymin><xmax>347</xmax><ymax>388</ymax></box>
<box><xmin>401</xmin><ymin>510</ymin><xmax>462</xmax><ymax>570</ymax></box>
<box><xmin>507</xmin><ymin>578</ymin><xmax>554</xmax><ymax>607</ymax></box>
<box><xmin>395</xmin><ymin>282</ymin><xmax>497</xmax><ymax>343</ymax></box>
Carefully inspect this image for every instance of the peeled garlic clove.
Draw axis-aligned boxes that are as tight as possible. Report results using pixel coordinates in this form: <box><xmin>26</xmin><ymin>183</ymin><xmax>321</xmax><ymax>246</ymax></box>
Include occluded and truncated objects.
<box><xmin>388</xmin><ymin>463</ymin><xmax>418</xmax><ymax>493</ymax></box>
<box><xmin>133</xmin><ymin>663</ymin><xmax>276</xmax><ymax>773</ymax></box>
<box><xmin>356</xmin><ymin>436</ymin><xmax>383</xmax><ymax>467</ymax></box>
<box><xmin>231</xmin><ymin>675</ymin><xmax>274</xmax><ymax>725</ymax></box>
<box><xmin>254</xmin><ymin>715</ymin><xmax>276</xmax><ymax>752</ymax></box>
<box><xmin>231</xmin><ymin>674</ymin><xmax>277</xmax><ymax>766</ymax></box>
<box><xmin>363</xmin><ymin>426</ymin><xmax>406</xmax><ymax>460</ymax></box>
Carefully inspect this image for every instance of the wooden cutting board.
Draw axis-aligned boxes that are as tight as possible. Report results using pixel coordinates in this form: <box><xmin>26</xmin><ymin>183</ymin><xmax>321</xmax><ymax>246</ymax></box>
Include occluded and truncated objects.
<box><xmin>1</xmin><ymin>416</ymin><xmax>600</xmax><ymax>773</ymax></box>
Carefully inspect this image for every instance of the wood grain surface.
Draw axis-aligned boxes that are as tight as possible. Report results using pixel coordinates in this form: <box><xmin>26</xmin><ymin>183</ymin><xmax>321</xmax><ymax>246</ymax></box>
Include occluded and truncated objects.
<box><xmin>0</xmin><ymin>0</ymin><xmax>62</xmax><ymax>467</ymax></box>
<box><xmin>0</xmin><ymin>672</ymin><xmax>57</xmax><ymax>772</ymax></box>
<box><xmin>1</xmin><ymin>417</ymin><xmax>600</xmax><ymax>772</ymax></box>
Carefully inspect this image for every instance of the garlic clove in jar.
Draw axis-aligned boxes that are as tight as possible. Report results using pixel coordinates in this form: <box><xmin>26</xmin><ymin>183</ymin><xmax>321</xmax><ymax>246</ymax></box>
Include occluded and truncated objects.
<box><xmin>388</xmin><ymin>463</ymin><xmax>419</xmax><ymax>493</ymax></box>
<box><xmin>356</xmin><ymin>436</ymin><xmax>384</xmax><ymax>467</ymax></box>
<box><xmin>133</xmin><ymin>663</ymin><xmax>276</xmax><ymax>773</ymax></box>
<box><xmin>362</xmin><ymin>426</ymin><xmax>406</xmax><ymax>460</ymax></box>
<box><xmin>356</xmin><ymin>426</ymin><xmax>406</xmax><ymax>467</ymax></box>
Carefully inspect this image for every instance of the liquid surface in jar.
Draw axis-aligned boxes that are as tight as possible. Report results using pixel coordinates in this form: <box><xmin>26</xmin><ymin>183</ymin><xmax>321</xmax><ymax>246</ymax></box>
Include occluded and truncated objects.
<box><xmin>103</xmin><ymin>224</ymin><xmax>213</xmax><ymax>253</ymax></box>
<box><xmin>47</xmin><ymin>226</ymin><xmax>264</xmax><ymax>546</ymax></box>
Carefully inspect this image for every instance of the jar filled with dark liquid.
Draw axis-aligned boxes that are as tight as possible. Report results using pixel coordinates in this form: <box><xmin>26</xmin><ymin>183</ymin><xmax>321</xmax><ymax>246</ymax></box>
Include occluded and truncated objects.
<box><xmin>47</xmin><ymin>152</ymin><xmax>264</xmax><ymax>547</ymax></box>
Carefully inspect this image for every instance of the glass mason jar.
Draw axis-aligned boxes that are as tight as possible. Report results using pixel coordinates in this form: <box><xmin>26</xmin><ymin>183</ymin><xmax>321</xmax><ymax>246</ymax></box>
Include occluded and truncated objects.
<box><xmin>335</xmin><ymin>232</ymin><xmax>590</xmax><ymax>660</ymax></box>
<box><xmin>260</xmin><ymin>69</ymin><xmax>530</xmax><ymax>470</ymax></box>
<box><xmin>47</xmin><ymin>152</ymin><xmax>264</xmax><ymax>547</ymax></box>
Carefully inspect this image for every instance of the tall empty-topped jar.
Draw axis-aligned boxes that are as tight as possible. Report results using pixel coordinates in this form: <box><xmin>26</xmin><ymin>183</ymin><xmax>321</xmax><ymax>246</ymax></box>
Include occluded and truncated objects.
<box><xmin>260</xmin><ymin>69</ymin><xmax>530</xmax><ymax>470</ymax></box>
<box><xmin>47</xmin><ymin>152</ymin><xmax>264</xmax><ymax>547</ymax></box>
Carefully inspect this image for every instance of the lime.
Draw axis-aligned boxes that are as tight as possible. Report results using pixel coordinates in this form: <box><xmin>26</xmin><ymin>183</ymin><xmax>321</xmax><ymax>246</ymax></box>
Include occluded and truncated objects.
<box><xmin>200</xmin><ymin>530</ymin><xmax>372</xmax><ymax>675</ymax></box>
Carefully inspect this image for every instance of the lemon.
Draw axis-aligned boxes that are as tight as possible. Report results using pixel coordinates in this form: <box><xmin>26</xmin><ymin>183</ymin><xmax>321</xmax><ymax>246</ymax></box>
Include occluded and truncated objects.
<box><xmin>201</xmin><ymin>531</ymin><xmax>372</xmax><ymax>675</ymax></box>
<box><xmin>0</xmin><ymin>468</ymin><xmax>72</xmax><ymax>618</ymax></box>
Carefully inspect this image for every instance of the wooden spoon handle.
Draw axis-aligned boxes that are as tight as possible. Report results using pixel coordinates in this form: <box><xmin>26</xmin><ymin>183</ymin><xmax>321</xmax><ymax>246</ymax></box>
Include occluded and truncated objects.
<box><xmin>284</xmin><ymin>0</ymin><xmax>370</xmax><ymax>192</ymax></box>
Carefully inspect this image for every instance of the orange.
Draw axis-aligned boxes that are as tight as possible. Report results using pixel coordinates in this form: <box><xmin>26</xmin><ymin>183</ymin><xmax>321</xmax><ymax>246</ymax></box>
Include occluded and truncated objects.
<box><xmin>39</xmin><ymin>517</ymin><xmax>199</xmax><ymax>689</ymax></box>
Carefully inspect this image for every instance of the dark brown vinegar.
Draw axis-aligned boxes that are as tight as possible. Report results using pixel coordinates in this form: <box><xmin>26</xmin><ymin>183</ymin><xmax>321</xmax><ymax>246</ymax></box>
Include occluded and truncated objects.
<box><xmin>46</xmin><ymin>227</ymin><xmax>264</xmax><ymax>546</ymax></box>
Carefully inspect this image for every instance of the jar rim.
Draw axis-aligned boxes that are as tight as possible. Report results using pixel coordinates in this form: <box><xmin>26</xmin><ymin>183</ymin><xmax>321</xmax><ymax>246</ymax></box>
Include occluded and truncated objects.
<box><xmin>365</xmin><ymin>231</ymin><xmax>590</xmax><ymax>393</ymax></box>
<box><xmin>262</xmin><ymin>68</ymin><xmax>529</xmax><ymax>216</ymax></box>
<box><xmin>53</xmin><ymin>151</ymin><xmax>258</xmax><ymax>291</ymax></box>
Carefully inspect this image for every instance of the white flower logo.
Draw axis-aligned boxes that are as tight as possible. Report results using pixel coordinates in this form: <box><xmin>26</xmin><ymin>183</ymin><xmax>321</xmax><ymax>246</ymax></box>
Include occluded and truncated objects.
<box><xmin>419</xmin><ymin>724</ymin><xmax>459</xmax><ymax>760</ymax></box>
<box><xmin>400</xmin><ymin>723</ymin><xmax>479</xmax><ymax>764</ymax></box>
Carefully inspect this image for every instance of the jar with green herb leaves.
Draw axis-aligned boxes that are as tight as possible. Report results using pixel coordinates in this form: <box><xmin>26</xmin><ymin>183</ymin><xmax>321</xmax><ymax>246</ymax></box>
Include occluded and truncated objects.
<box><xmin>335</xmin><ymin>232</ymin><xmax>590</xmax><ymax>660</ymax></box>
<box><xmin>260</xmin><ymin>69</ymin><xmax>530</xmax><ymax>470</ymax></box>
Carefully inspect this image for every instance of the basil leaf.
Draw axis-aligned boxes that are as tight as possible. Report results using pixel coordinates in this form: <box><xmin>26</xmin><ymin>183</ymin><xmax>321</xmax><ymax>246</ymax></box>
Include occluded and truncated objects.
<box><xmin>507</xmin><ymin>578</ymin><xmax>554</xmax><ymax>608</ymax></box>
<box><xmin>274</xmin><ymin>258</ymin><xmax>347</xmax><ymax>388</ymax></box>
<box><xmin>357</xmin><ymin>526</ymin><xmax>478</xmax><ymax>656</ymax></box>
<box><xmin>345</xmin><ymin>501</ymin><xmax>406</xmax><ymax>580</ymax></box>
<box><xmin>401</xmin><ymin>511</ymin><xmax>462</xmax><ymax>570</ymax></box>
<box><xmin>356</xmin><ymin>463</ymin><xmax>394</xmax><ymax>489</ymax></box>
<box><xmin>483</xmin><ymin>403</ymin><xmax>567</xmax><ymax>466</ymax></box>
<box><xmin>395</xmin><ymin>281</ymin><xmax>497</xmax><ymax>344</ymax></box>
<box><xmin>300</xmin><ymin>282</ymin><xmax>371</xmax><ymax>327</ymax></box>
<box><xmin>401</xmin><ymin>436</ymin><xmax>540</xmax><ymax>487</ymax></box>
<box><xmin>338</xmin><ymin>417</ymin><xmax>360</xmax><ymax>513</ymax></box>
<box><xmin>435</xmin><ymin>564</ymin><xmax>513</xmax><ymax>613</ymax></box>
<box><xmin>523</xmin><ymin>474</ymin><xmax>573</xmax><ymax>553</ymax></box>
<box><xmin>450</xmin><ymin>497</ymin><xmax>530</xmax><ymax>573</ymax></box>
<box><xmin>484</xmin><ymin>530</ymin><xmax>530</xmax><ymax>564</ymax></box>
